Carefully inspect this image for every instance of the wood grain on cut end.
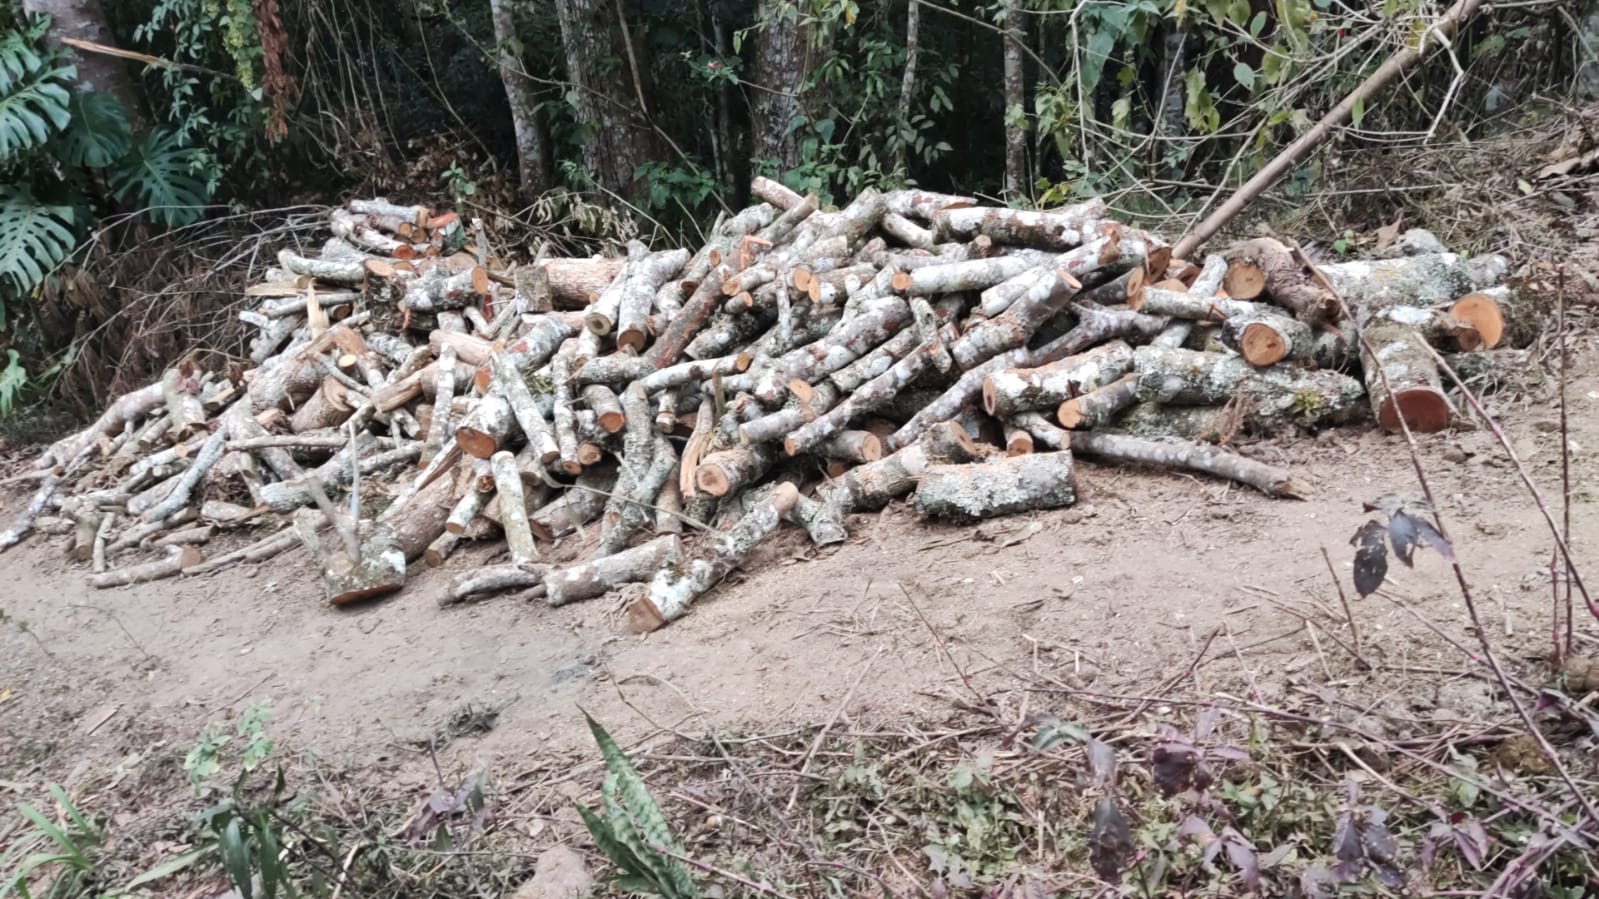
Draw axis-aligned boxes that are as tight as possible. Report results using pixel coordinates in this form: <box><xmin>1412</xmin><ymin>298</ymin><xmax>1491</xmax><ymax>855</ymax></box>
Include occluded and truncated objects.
<box><xmin>1239</xmin><ymin>320</ymin><xmax>1290</xmax><ymax>366</ymax></box>
<box><xmin>1224</xmin><ymin>260</ymin><xmax>1266</xmax><ymax>300</ymax></box>
<box><xmin>1380</xmin><ymin>387</ymin><xmax>1452</xmax><ymax>433</ymax></box>
<box><xmin>1450</xmin><ymin>292</ymin><xmax>1505</xmax><ymax>348</ymax></box>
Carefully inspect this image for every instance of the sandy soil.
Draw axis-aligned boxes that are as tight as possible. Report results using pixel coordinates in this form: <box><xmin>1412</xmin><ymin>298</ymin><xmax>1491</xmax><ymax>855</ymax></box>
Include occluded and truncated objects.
<box><xmin>3</xmin><ymin>350</ymin><xmax>1597</xmax><ymax>798</ymax></box>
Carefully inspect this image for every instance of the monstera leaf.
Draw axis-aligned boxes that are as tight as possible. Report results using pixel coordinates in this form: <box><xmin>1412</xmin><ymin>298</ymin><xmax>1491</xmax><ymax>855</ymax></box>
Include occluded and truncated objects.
<box><xmin>0</xmin><ymin>27</ymin><xmax>74</xmax><ymax>158</ymax></box>
<box><xmin>59</xmin><ymin>91</ymin><xmax>132</xmax><ymax>168</ymax></box>
<box><xmin>110</xmin><ymin>127</ymin><xmax>212</xmax><ymax>227</ymax></box>
<box><xmin>0</xmin><ymin>185</ymin><xmax>76</xmax><ymax>295</ymax></box>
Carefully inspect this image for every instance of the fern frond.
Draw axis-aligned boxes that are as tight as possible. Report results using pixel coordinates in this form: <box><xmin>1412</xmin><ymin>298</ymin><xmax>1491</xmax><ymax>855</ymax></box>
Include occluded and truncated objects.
<box><xmin>0</xmin><ymin>185</ymin><xmax>76</xmax><ymax>296</ymax></box>
<box><xmin>110</xmin><ymin>128</ymin><xmax>211</xmax><ymax>227</ymax></box>
<box><xmin>0</xmin><ymin>29</ymin><xmax>74</xmax><ymax>158</ymax></box>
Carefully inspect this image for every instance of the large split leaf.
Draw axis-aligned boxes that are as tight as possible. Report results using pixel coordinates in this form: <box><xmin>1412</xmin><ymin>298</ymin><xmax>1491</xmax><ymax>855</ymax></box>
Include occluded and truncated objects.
<box><xmin>0</xmin><ymin>185</ymin><xmax>76</xmax><ymax>294</ymax></box>
<box><xmin>110</xmin><ymin>128</ymin><xmax>211</xmax><ymax>228</ymax></box>
<box><xmin>0</xmin><ymin>29</ymin><xmax>73</xmax><ymax>158</ymax></box>
<box><xmin>59</xmin><ymin>91</ymin><xmax>131</xmax><ymax>168</ymax></box>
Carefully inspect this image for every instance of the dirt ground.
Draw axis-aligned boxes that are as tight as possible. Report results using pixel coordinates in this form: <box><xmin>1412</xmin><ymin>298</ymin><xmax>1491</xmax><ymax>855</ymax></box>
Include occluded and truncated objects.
<box><xmin>4</xmin><ymin>337</ymin><xmax>1596</xmax><ymax>817</ymax></box>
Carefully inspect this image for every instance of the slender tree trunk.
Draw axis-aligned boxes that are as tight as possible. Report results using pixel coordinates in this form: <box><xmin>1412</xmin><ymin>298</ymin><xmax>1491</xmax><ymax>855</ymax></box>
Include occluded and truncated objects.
<box><xmin>22</xmin><ymin>0</ymin><xmax>146</xmax><ymax>131</ymax></box>
<box><xmin>1156</xmin><ymin>22</ymin><xmax>1187</xmax><ymax>181</ymax></box>
<box><xmin>750</xmin><ymin>0</ymin><xmax>815</xmax><ymax>174</ymax></box>
<box><xmin>1002</xmin><ymin>0</ymin><xmax>1027</xmax><ymax>199</ymax></box>
<box><xmin>554</xmin><ymin>0</ymin><xmax>660</xmax><ymax>200</ymax></box>
<box><xmin>895</xmin><ymin>0</ymin><xmax>922</xmax><ymax>176</ymax></box>
<box><xmin>489</xmin><ymin>0</ymin><xmax>551</xmax><ymax>200</ymax></box>
<box><xmin>712</xmin><ymin>11</ymin><xmax>741</xmax><ymax>202</ymax></box>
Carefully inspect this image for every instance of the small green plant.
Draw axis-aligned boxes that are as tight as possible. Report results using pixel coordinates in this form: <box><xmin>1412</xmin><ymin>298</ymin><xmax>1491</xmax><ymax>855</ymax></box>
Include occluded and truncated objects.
<box><xmin>0</xmin><ymin>784</ymin><xmax>106</xmax><ymax>899</ymax></box>
<box><xmin>441</xmin><ymin>162</ymin><xmax>478</xmax><ymax>207</ymax></box>
<box><xmin>576</xmin><ymin>712</ymin><xmax>699</xmax><ymax>898</ymax></box>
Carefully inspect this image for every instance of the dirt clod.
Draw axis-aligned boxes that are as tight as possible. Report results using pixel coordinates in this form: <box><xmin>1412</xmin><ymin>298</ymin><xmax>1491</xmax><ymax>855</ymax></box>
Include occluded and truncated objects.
<box><xmin>512</xmin><ymin>845</ymin><xmax>596</xmax><ymax>899</ymax></box>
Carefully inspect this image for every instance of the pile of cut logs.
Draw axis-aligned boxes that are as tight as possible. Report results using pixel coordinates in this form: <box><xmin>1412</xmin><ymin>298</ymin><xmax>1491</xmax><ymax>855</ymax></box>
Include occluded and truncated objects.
<box><xmin>0</xmin><ymin>180</ymin><xmax>1524</xmax><ymax>630</ymax></box>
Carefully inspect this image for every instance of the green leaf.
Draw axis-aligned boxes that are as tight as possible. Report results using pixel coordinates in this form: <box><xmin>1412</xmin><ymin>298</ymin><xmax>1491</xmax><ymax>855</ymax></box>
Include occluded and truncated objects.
<box><xmin>110</xmin><ymin>127</ymin><xmax>212</xmax><ymax>227</ymax></box>
<box><xmin>124</xmin><ymin>846</ymin><xmax>211</xmax><ymax>889</ymax></box>
<box><xmin>0</xmin><ymin>29</ymin><xmax>74</xmax><ymax>158</ymax></box>
<box><xmin>220</xmin><ymin>818</ymin><xmax>254</xmax><ymax>899</ymax></box>
<box><xmin>1351</xmin><ymin>95</ymin><xmax>1365</xmax><ymax>126</ymax></box>
<box><xmin>1080</xmin><ymin>27</ymin><xmax>1116</xmax><ymax>97</ymax></box>
<box><xmin>58</xmin><ymin>91</ymin><xmax>131</xmax><ymax>168</ymax></box>
<box><xmin>577</xmin><ymin>802</ymin><xmax>650</xmax><ymax>881</ymax></box>
<box><xmin>1233</xmin><ymin>62</ymin><xmax>1255</xmax><ymax>91</ymax></box>
<box><xmin>585</xmin><ymin>713</ymin><xmax>698</xmax><ymax>898</ymax></box>
<box><xmin>1249</xmin><ymin>11</ymin><xmax>1267</xmax><ymax>36</ymax></box>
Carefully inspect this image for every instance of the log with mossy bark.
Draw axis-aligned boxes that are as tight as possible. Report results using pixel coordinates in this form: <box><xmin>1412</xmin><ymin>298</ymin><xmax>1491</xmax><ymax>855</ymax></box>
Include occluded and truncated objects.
<box><xmin>1056</xmin><ymin>374</ymin><xmax>1138</xmax><ymax>429</ymax></box>
<box><xmin>913</xmin><ymin>451</ymin><xmax>1076</xmax><ymax>521</ymax></box>
<box><xmin>818</xmin><ymin>421</ymin><xmax>989</xmax><ymax>513</ymax></box>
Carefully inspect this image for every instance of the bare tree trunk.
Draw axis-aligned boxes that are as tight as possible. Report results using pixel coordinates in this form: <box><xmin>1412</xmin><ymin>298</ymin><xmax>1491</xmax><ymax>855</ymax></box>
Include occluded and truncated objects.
<box><xmin>1001</xmin><ymin>0</ymin><xmax>1027</xmax><ymax>199</ymax></box>
<box><xmin>489</xmin><ymin>0</ymin><xmax>551</xmax><ymax>199</ymax></box>
<box><xmin>554</xmin><ymin>0</ymin><xmax>659</xmax><ymax>199</ymax></box>
<box><xmin>895</xmin><ymin>0</ymin><xmax>922</xmax><ymax>175</ymax></box>
<box><xmin>22</xmin><ymin>0</ymin><xmax>146</xmax><ymax>131</ymax></box>
<box><xmin>750</xmin><ymin>0</ymin><xmax>817</xmax><ymax>174</ymax></box>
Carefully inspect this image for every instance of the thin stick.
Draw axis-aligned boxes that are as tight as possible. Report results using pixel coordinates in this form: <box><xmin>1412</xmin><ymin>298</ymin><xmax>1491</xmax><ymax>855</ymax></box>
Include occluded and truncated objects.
<box><xmin>1558</xmin><ymin>264</ymin><xmax>1574</xmax><ymax>657</ymax></box>
<box><xmin>1362</xmin><ymin>333</ymin><xmax>1599</xmax><ymax>832</ymax></box>
<box><xmin>785</xmin><ymin>647</ymin><xmax>883</xmax><ymax>813</ymax></box>
<box><xmin>1320</xmin><ymin>544</ymin><xmax>1365</xmax><ymax>664</ymax></box>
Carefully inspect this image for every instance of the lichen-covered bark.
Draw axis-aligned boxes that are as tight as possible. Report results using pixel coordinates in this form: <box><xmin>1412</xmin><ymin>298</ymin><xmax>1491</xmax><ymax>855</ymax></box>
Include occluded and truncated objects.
<box><xmin>554</xmin><ymin>0</ymin><xmax>659</xmax><ymax>200</ymax></box>
<box><xmin>914</xmin><ymin>452</ymin><xmax>1075</xmax><ymax>521</ymax></box>
<box><xmin>750</xmin><ymin>0</ymin><xmax>818</xmax><ymax>173</ymax></box>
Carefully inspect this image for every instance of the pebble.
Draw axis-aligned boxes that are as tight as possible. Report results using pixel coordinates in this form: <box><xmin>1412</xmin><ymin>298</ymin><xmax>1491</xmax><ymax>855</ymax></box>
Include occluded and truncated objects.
<box><xmin>1442</xmin><ymin>447</ymin><xmax>1470</xmax><ymax>464</ymax></box>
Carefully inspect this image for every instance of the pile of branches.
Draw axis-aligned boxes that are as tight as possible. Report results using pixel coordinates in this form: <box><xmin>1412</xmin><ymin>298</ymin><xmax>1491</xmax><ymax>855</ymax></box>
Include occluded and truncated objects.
<box><xmin>0</xmin><ymin>179</ymin><xmax>1527</xmax><ymax>627</ymax></box>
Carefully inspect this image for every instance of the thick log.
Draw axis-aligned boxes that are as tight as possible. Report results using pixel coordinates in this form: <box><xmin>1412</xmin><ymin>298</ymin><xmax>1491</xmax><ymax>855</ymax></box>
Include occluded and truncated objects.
<box><xmin>1015</xmin><ymin>413</ymin><xmax>1311</xmax><ymax>498</ymax></box>
<box><xmin>349</xmin><ymin>198</ymin><xmax>429</xmax><ymax>228</ymax></box>
<box><xmin>638</xmin><ymin>353</ymin><xmax>751</xmax><ymax>393</ymax></box>
<box><xmin>1004</xmin><ymin>424</ymin><xmax>1034</xmax><ymax>456</ymax></box>
<box><xmin>442</xmin><ymin>562</ymin><xmax>549</xmax><ymax>606</ymax></box>
<box><xmin>645</xmin><ymin>265</ymin><xmax>732</xmax><ymax>369</ymax></box>
<box><xmin>1218</xmin><ymin>312</ymin><xmax>1317</xmax><ymax>365</ymax></box>
<box><xmin>1223</xmin><ymin>238</ymin><xmax>1339</xmax><ymax>323</ymax></box>
<box><xmin>895</xmin><ymin>255</ymin><xmax>1036</xmax><ymax>296</ymax></box>
<box><xmin>1449</xmin><ymin>288</ymin><xmax>1508</xmax><ymax>349</ymax></box>
<box><xmin>424</xmin><ymin>532</ymin><xmax>460</xmax><ymax>567</ymax></box>
<box><xmin>539</xmin><ymin>258</ymin><xmax>627</xmax><ymax>308</ymax></box>
<box><xmin>787</xmin><ymin>491</ymin><xmax>847</xmax><ymax>546</ymax></box>
<box><xmin>548</xmin><ymin>534</ymin><xmax>682</xmax><ymax>607</ymax></box>
<box><xmin>490</xmin><ymin>350</ymin><xmax>561</xmax><ymax>463</ymax></box>
<box><xmin>454</xmin><ymin>393</ymin><xmax>514</xmax><ymax>459</ymax></box>
<box><xmin>278</xmin><ymin>248</ymin><xmax>365</xmax><ymax>285</ymax></box>
<box><xmin>1132</xmin><ymin>345</ymin><xmax>1366</xmax><ymax>426</ymax></box>
<box><xmin>1112</xmin><ymin>402</ymin><xmax>1250</xmax><ymax>442</ymax></box>
<box><xmin>430</xmin><ymin>329</ymin><xmax>493</xmax><ymax>368</ymax></box>
<box><xmin>815</xmin><ymin>430</ymin><xmax>884</xmax><ymax>463</ymax></box>
<box><xmin>291</xmin><ymin>378</ymin><xmax>356</xmax><ymax>433</ymax></box>
<box><xmin>750</xmin><ymin>176</ymin><xmax>805</xmax><ymax>210</ymax></box>
<box><xmin>1359</xmin><ymin>318</ymin><xmax>1453</xmax><ymax>433</ymax></box>
<box><xmin>88</xmin><ymin>545</ymin><xmax>204</xmax><ymax>588</ymax></box>
<box><xmin>161</xmin><ymin>368</ymin><xmax>207</xmax><ymax>441</ymax></box>
<box><xmin>379</xmin><ymin>463</ymin><xmax>458</xmax><ymax>561</ymax></box>
<box><xmin>913</xmin><ymin>452</ymin><xmax>1076</xmax><ymax>521</ymax></box>
<box><xmin>882</xmin><ymin>211</ymin><xmax>937</xmax><ymax>250</ymax></box>
<box><xmin>627</xmin><ymin>482</ymin><xmax>798</xmax><ymax>632</ymax></box>
<box><xmin>294</xmin><ymin>512</ymin><xmax>408</xmax><ymax>605</ymax></box>
<box><xmin>932</xmin><ymin>198</ymin><xmax>1107</xmax><ymax>249</ymax></box>
<box><xmin>884</xmin><ymin>189</ymin><xmax>977</xmax><ymax>220</ymax></box>
<box><xmin>749</xmin><ymin>298</ymin><xmax>912</xmax><ymax>404</ymax></box>
<box><xmin>1057</xmin><ymin>374</ymin><xmax>1139</xmax><ymax>429</ymax></box>
<box><xmin>1131</xmin><ymin>286</ymin><xmax>1272</xmax><ymax>321</ymax></box>
<box><xmin>492</xmin><ymin>449</ymin><xmax>540</xmax><ymax>565</ymax></box>
<box><xmin>982</xmin><ymin>340</ymin><xmax>1136</xmax><ymax>418</ymax></box>
<box><xmin>599</xmin><ymin>436</ymin><xmax>677</xmax><ymax>556</ymax></box>
<box><xmin>1319</xmin><ymin>252</ymin><xmax>1510</xmax><ymax>316</ymax></box>
<box><xmin>697</xmin><ymin>443</ymin><xmax>778</xmax><ymax>498</ymax></box>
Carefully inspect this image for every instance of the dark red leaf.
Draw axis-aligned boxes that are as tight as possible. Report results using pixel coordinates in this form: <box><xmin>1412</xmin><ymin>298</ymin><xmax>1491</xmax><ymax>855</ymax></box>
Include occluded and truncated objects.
<box><xmin>1222</xmin><ymin>827</ymin><xmax>1260</xmax><ymax>893</ymax></box>
<box><xmin>1331</xmin><ymin>813</ymin><xmax>1363</xmax><ymax>876</ymax></box>
<box><xmin>1151</xmin><ymin>741</ymin><xmax>1199</xmax><ymax>797</ymax></box>
<box><xmin>1411</xmin><ymin>514</ymin><xmax>1456</xmax><ymax>563</ymax></box>
<box><xmin>1362</xmin><ymin>809</ymin><xmax>1399</xmax><ymax>865</ymax></box>
<box><xmin>1455</xmin><ymin>818</ymin><xmax>1490</xmax><ymax>870</ymax></box>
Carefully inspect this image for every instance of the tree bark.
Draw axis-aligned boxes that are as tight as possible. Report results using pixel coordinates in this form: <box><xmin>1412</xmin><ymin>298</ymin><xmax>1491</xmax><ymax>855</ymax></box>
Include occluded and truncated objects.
<box><xmin>982</xmin><ymin>340</ymin><xmax>1136</xmax><ymax>419</ymax></box>
<box><xmin>547</xmin><ymin>534</ymin><xmax>681</xmax><ymax>606</ymax></box>
<box><xmin>1001</xmin><ymin>0</ymin><xmax>1027</xmax><ymax>198</ymax></box>
<box><xmin>895</xmin><ymin>0</ymin><xmax>921</xmax><ymax>175</ymax></box>
<box><xmin>1358</xmin><ymin>319</ymin><xmax>1454</xmax><ymax>433</ymax></box>
<box><xmin>914</xmin><ymin>452</ymin><xmax>1075</xmax><ymax>521</ymax></box>
<box><xmin>1132</xmin><ymin>345</ymin><xmax>1366</xmax><ymax>426</ymax></box>
<box><xmin>553</xmin><ymin>0</ymin><xmax>659</xmax><ymax>199</ymax></box>
<box><xmin>488</xmin><ymin>0</ymin><xmax>552</xmax><ymax>199</ymax></box>
<box><xmin>1056</xmin><ymin>374</ymin><xmax>1138</xmax><ymax>429</ymax></box>
<box><xmin>750</xmin><ymin>0</ymin><xmax>818</xmax><ymax>174</ymax></box>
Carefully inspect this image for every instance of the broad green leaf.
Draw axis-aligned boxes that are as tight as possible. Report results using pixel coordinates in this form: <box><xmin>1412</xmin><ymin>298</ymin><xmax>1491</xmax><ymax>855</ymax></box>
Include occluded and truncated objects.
<box><xmin>1233</xmin><ymin>62</ymin><xmax>1255</xmax><ymax>91</ymax></box>
<box><xmin>59</xmin><ymin>91</ymin><xmax>131</xmax><ymax>168</ymax></box>
<box><xmin>1081</xmin><ymin>27</ymin><xmax>1116</xmax><ymax>96</ymax></box>
<box><xmin>110</xmin><ymin>127</ymin><xmax>212</xmax><ymax>228</ymax></box>
<box><xmin>1351</xmin><ymin>95</ymin><xmax>1365</xmax><ymax>126</ymax></box>
<box><xmin>124</xmin><ymin>846</ymin><xmax>211</xmax><ymax>889</ymax></box>
<box><xmin>0</xmin><ymin>30</ymin><xmax>73</xmax><ymax>158</ymax></box>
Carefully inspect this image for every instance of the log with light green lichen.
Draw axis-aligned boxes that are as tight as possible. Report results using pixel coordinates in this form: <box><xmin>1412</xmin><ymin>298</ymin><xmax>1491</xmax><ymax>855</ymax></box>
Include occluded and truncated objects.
<box><xmin>913</xmin><ymin>452</ymin><xmax>1076</xmax><ymax>522</ymax></box>
<box><xmin>1132</xmin><ymin>345</ymin><xmax>1365</xmax><ymax>427</ymax></box>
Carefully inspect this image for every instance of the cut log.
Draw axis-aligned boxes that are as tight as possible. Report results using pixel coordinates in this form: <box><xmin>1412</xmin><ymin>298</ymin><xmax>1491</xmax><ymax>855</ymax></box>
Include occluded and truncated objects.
<box><xmin>932</xmin><ymin>198</ymin><xmax>1107</xmax><ymax>248</ymax></box>
<box><xmin>750</xmin><ymin>176</ymin><xmax>805</xmax><ymax>210</ymax></box>
<box><xmin>1358</xmin><ymin>318</ymin><xmax>1454</xmax><ymax>433</ymax></box>
<box><xmin>599</xmin><ymin>436</ymin><xmax>677</xmax><ymax>557</ymax></box>
<box><xmin>161</xmin><ymin>368</ymin><xmax>207</xmax><ymax>441</ymax></box>
<box><xmin>1132</xmin><ymin>345</ymin><xmax>1366</xmax><ymax>426</ymax></box>
<box><xmin>1014</xmin><ymin>413</ymin><xmax>1311</xmax><ymax>498</ymax></box>
<box><xmin>489</xmin><ymin>350</ymin><xmax>561</xmax><ymax>463</ymax></box>
<box><xmin>881</xmin><ymin>211</ymin><xmax>937</xmax><ymax>250</ymax></box>
<box><xmin>492</xmin><ymin>449</ymin><xmax>540</xmax><ymax>565</ymax></box>
<box><xmin>820</xmin><ymin>421</ymin><xmax>988</xmax><ymax>512</ymax></box>
<box><xmin>645</xmin><ymin>265</ymin><xmax>732</xmax><ymax>369</ymax></box>
<box><xmin>785</xmin><ymin>331</ymin><xmax>952</xmax><ymax>457</ymax></box>
<box><xmin>697</xmin><ymin>443</ymin><xmax>778</xmax><ymax>498</ymax></box>
<box><xmin>88</xmin><ymin>545</ymin><xmax>203</xmax><ymax>588</ymax></box>
<box><xmin>582</xmin><ymin>384</ymin><xmax>626</xmax><ymax>433</ymax></box>
<box><xmin>884</xmin><ymin>189</ymin><xmax>977</xmax><ymax>220</ymax></box>
<box><xmin>424</xmin><ymin>531</ymin><xmax>460</xmax><ymax>567</ymax></box>
<box><xmin>638</xmin><ymin>353</ymin><xmax>751</xmax><ymax>393</ymax></box>
<box><xmin>982</xmin><ymin>340</ymin><xmax>1136</xmax><ymax>418</ymax></box>
<box><xmin>379</xmin><ymin>463</ymin><xmax>458</xmax><ymax>561</ymax></box>
<box><xmin>41</xmin><ymin>382</ymin><xmax>164</xmax><ymax>469</ymax></box>
<box><xmin>1004</xmin><ymin>425</ymin><xmax>1034</xmax><ymax>456</ymax></box>
<box><xmin>1057</xmin><ymin>374</ymin><xmax>1139</xmax><ymax>429</ymax></box>
<box><xmin>1449</xmin><ymin>289</ymin><xmax>1506</xmax><ymax>349</ymax></box>
<box><xmin>1131</xmin><ymin>286</ymin><xmax>1273</xmax><ymax>321</ymax></box>
<box><xmin>443</xmin><ymin>562</ymin><xmax>549</xmax><ymax>606</ymax></box>
<box><xmin>1318</xmin><ymin>252</ymin><xmax>1510</xmax><ymax>315</ymax></box>
<box><xmin>530</xmin><ymin>463</ymin><xmax>616</xmax><ymax>538</ymax></box>
<box><xmin>1222</xmin><ymin>238</ymin><xmax>1340</xmax><ymax>323</ymax></box>
<box><xmin>1218</xmin><ymin>312</ymin><xmax>1316</xmax><ymax>365</ymax></box>
<box><xmin>291</xmin><ymin>377</ymin><xmax>356</xmax><ymax>433</ymax></box>
<box><xmin>627</xmin><ymin>482</ymin><xmax>798</xmax><ymax>632</ymax></box>
<box><xmin>294</xmin><ymin>512</ymin><xmax>407</xmax><ymax>605</ymax></box>
<box><xmin>913</xmin><ymin>452</ymin><xmax>1076</xmax><ymax>521</ymax></box>
<box><xmin>537</xmin><ymin>258</ymin><xmax>628</xmax><ymax>309</ymax></box>
<box><xmin>454</xmin><ymin>392</ymin><xmax>514</xmax><ymax>459</ymax></box>
<box><xmin>814</xmin><ymin>429</ymin><xmax>883</xmax><ymax>463</ymax></box>
<box><xmin>547</xmin><ymin>534</ymin><xmax>682</xmax><ymax>607</ymax></box>
<box><xmin>896</xmin><ymin>255</ymin><xmax>1036</xmax><ymax>295</ymax></box>
<box><xmin>278</xmin><ymin>248</ymin><xmax>365</xmax><ymax>285</ymax></box>
<box><xmin>787</xmin><ymin>490</ymin><xmax>847</xmax><ymax>546</ymax></box>
<box><xmin>422</xmin><ymin>344</ymin><xmax>457</xmax><ymax>465</ymax></box>
<box><xmin>145</xmin><ymin>423</ymin><xmax>230</xmax><ymax>522</ymax></box>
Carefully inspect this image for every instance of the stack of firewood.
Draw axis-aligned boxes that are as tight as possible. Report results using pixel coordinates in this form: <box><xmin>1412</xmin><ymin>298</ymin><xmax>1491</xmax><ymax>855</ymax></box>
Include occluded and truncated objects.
<box><xmin>0</xmin><ymin>179</ymin><xmax>1523</xmax><ymax>629</ymax></box>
